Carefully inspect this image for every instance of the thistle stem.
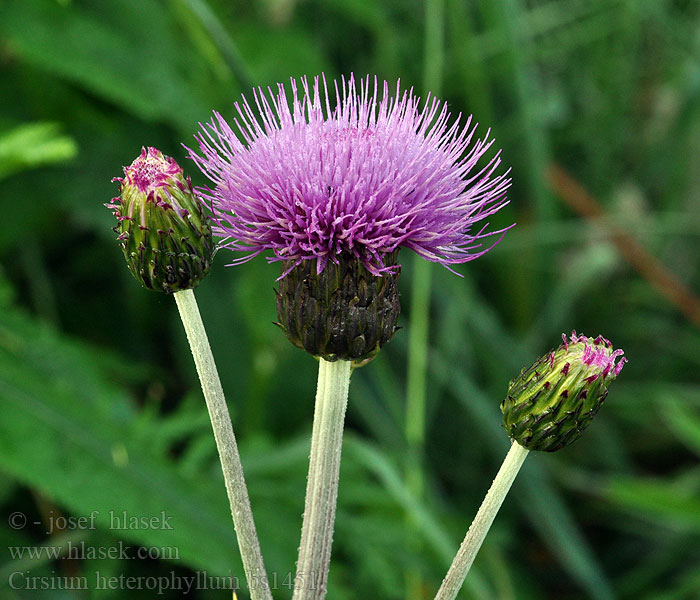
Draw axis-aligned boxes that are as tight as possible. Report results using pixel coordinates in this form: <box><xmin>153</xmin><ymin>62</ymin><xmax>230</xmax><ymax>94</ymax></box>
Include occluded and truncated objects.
<box><xmin>405</xmin><ymin>257</ymin><xmax>431</xmax><ymax>599</ymax></box>
<box><xmin>434</xmin><ymin>441</ymin><xmax>529</xmax><ymax>600</ymax></box>
<box><xmin>173</xmin><ymin>289</ymin><xmax>271</xmax><ymax>600</ymax></box>
<box><xmin>292</xmin><ymin>358</ymin><xmax>352</xmax><ymax>600</ymax></box>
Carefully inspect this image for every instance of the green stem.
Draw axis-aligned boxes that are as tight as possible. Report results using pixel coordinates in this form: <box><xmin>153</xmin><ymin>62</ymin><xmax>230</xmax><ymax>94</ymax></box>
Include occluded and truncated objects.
<box><xmin>292</xmin><ymin>358</ymin><xmax>352</xmax><ymax>600</ymax></box>
<box><xmin>405</xmin><ymin>258</ymin><xmax>432</xmax><ymax>467</ymax></box>
<box><xmin>173</xmin><ymin>289</ymin><xmax>271</xmax><ymax>600</ymax></box>
<box><xmin>434</xmin><ymin>442</ymin><xmax>530</xmax><ymax>600</ymax></box>
<box><xmin>405</xmin><ymin>0</ymin><xmax>444</xmax><ymax>594</ymax></box>
<box><xmin>405</xmin><ymin>257</ymin><xmax>431</xmax><ymax>600</ymax></box>
<box><xmin>404</xmin><ymin>256</ymin><xmax>431</xmax><ymax>512</ymax></box>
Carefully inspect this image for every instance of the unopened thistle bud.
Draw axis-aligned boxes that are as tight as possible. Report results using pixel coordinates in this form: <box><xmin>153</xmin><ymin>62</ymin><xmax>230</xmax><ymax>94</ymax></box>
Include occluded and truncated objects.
<box><xmin>501</xmin><ymin>331</ymin><xmax>627</xmax><ymax>452</ymax></box>
<box><xmin>275</xmin><ymin>252</ymin><xmax>401</xmax><ymax>362</ymax></box>
<box><xmin>108</xmin><ymin>147</ymin><xmax>213</xmax><ymax>293</ymax></box>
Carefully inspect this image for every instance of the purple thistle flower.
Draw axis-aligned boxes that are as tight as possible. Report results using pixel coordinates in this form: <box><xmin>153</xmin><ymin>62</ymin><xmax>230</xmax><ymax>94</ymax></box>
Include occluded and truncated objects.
<box><xmin>187</xmin><ymin>74</ymin><xmax>512</xmax><ymax>277</ymax></box>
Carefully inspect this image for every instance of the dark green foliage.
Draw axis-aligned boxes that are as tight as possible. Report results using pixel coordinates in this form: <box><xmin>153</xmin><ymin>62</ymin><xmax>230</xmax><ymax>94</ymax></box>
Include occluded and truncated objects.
<box><xmin>1</xmin><ymin>0</ymin><xmax>699</xmax><ymax>598</ymax></box>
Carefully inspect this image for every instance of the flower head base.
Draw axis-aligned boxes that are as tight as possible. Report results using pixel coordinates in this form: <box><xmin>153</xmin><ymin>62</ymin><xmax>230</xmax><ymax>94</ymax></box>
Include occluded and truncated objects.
<box><xmin>108</xmin><ymin>147</ymin><xmax>213</xmax><ymax>293</ymax></box>
<box><xmin>275</xmin><ymin>252</ymin><xmax>401</xmax><ymax>362</ymax></box>
<box><xmin>501</xmin><ymin>332</ymin><xmax>627</xmax><ymax>452</ymax></box>
<box><xmin>188</xmin><ymin>74</ymin><xmax>512</xmax><ymax>276</ymax></box>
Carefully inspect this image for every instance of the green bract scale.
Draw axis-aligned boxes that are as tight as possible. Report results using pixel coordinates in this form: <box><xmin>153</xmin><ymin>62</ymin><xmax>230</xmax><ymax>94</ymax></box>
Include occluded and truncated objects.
<box><xmin>108</xmin><ymin>147</ymin><xmax>213</xmax><ymax>293</ymax></box>
<box><xmin>275</xmin><ymin>252</ymin><xmax>401</xmax><ymax>364</ymax></box>
<box><xmin>501</xmin><ymin>331</ymin><xmax>627</xmax><ymax>452</ymax></box>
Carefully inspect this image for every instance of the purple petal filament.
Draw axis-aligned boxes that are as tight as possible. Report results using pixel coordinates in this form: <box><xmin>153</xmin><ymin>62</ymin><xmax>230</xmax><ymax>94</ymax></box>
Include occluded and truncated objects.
<box><xmin>188</xmin><ymin>74</ymin><xmax>513</xmax><ymax>276</ymax></box>
<box><xmin>561</xmin><ymin>331</ymin><xmax>627</xmax><ymax>378</ymax></box>
<box><xmin>119</xmin><ymin>146</ymin><xmax>183</xmax><ymax>195</ymax></box>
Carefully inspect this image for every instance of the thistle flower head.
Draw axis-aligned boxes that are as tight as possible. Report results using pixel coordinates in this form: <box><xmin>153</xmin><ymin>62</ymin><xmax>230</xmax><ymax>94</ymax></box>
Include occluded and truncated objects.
<box><xmin>187</xmin><ymin>75</ymin><xmax>512</xmax><ymax>360</ymax></box>
<box><xmin>187</xmin><ymin>74</ymin><xmax>512</xmax><ymax>276</ymax></box>
<box><xmin>108</xmin><ymin>147</ymin><xmax>213</xmax><ymax>293</ymax></box>
<box><xmin>501</xmin><ymin>331</ymin><xmax>627</xmax><ymax>452</ymax></box>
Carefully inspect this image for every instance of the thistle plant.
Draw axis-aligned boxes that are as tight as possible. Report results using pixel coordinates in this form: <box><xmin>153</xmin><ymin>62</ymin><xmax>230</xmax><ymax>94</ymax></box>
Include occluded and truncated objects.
<box><xmin>108</xmin><ymin>148</ymin><xmax>271</xmax><ymax>600</ymax></box>
<box><xmin>435</xmin><ymin>332</ymin><xmax>627</xmax><ymax>600</ymax></box>
<box><xmin>188</xmin><ymin>74</ymin><xmax>512</xmax><ymax>599</ymax></box>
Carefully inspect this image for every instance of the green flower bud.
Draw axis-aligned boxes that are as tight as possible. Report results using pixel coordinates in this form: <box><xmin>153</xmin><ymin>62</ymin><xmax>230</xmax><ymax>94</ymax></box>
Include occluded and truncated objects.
<box><xmin>274</xmin><ymin>252</ymin><xmax>401</xmax><ymax>364</ymax></box>
<box><xmin>501</xmin><ymin>331</ymin><xmax>627</xmax><ymax>452</ymax></box>
<box><xmin>108</xmin><ymin>147</ymin><xmax>213</xmax><ymax>293</ymax></box>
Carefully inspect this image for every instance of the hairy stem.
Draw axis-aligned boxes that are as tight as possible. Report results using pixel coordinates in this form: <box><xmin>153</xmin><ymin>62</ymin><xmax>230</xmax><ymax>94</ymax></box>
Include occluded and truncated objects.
<box><xmin>435</xmin><ymin>441</ymin><xmax>529</xmax><ymax>600</ymax></box>
<box><xmin>174</xmin><ymin>289</ymin><xmax>271</xmax><ymax>600</ymax></box>
<box><xmin>292</xmin><ymin>358</ymin><xmax>352</xmax><ymax>600</ymax></box>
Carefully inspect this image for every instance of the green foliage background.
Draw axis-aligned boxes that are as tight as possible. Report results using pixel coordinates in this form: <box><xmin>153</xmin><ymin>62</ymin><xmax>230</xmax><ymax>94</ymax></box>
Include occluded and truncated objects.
<box><xmin>1</xmin><ymin>0</ymin><xmax>699</xmax><ymax>598</ymax></box>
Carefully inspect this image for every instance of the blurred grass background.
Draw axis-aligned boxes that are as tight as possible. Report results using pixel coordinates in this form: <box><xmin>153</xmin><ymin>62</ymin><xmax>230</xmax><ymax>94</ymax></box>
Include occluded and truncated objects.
<box><xmin>1</xmin><ymin>0</ymin><xmax>699</xmax><ymax>598</ymax></box>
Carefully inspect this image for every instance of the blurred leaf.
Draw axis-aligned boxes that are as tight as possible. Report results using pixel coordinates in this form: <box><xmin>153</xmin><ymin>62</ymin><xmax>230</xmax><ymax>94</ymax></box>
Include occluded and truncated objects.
<box><xmin>530</xmin><ymin>241</ymin><xmax>620</xmax><ymax>346</ymax></box>
<box><xmin>605</xmin><ymin>477</ymin><xmax>700</xmax><ymax>532</ymax></box>
<box><xmin>0</xmin><ymin>303</ymin><xmax>245</xmax><ymax>578</ymax></box>
<box><xmin>321</xmin><ymin>0</ymin><xmax>389</xmax><ymax>31</ymax></box>
<box><xmin>660</xmin><ymin>396</ymin><xmax>700</xmax><ymax>458</ymax></box>
<box><xmin>0</xmin><ymin>267</ymin><xmax>16</xmax><ymax>309</ymax></box>
<box><xmin>175</xmin><ymin>0</ymin><xmax>255</xmax><ymax>92</ymax></box>
<box><xmin>641</xmin><ymin>567</ymin><xmax>700</xmax><ymax>600</ymax></box>
<box><xmin>0</xmin><ymin>122</ymin><xmax>77</xmax><ymax>181</ymax></box>
<box><xmin>231</xmin><ymin>24</ymin><xmax>332</xmax><ymax>85</ymax></box>
<box><xmin>344</xmin><ymin>435</ymin><xmax>495</xmax><ymax>600</ymax></box>
<box><xmin>0</xmin><ymin>0</ymin><xmax>225</xmax><ymax>131</ymax></box>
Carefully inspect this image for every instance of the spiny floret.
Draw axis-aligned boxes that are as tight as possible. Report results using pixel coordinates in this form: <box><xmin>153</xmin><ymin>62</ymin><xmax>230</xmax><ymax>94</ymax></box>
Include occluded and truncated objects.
<box><xmin>187</xmin><ymin>74</ymin><xmax>512</xmax><ymax>277</ymax></box>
